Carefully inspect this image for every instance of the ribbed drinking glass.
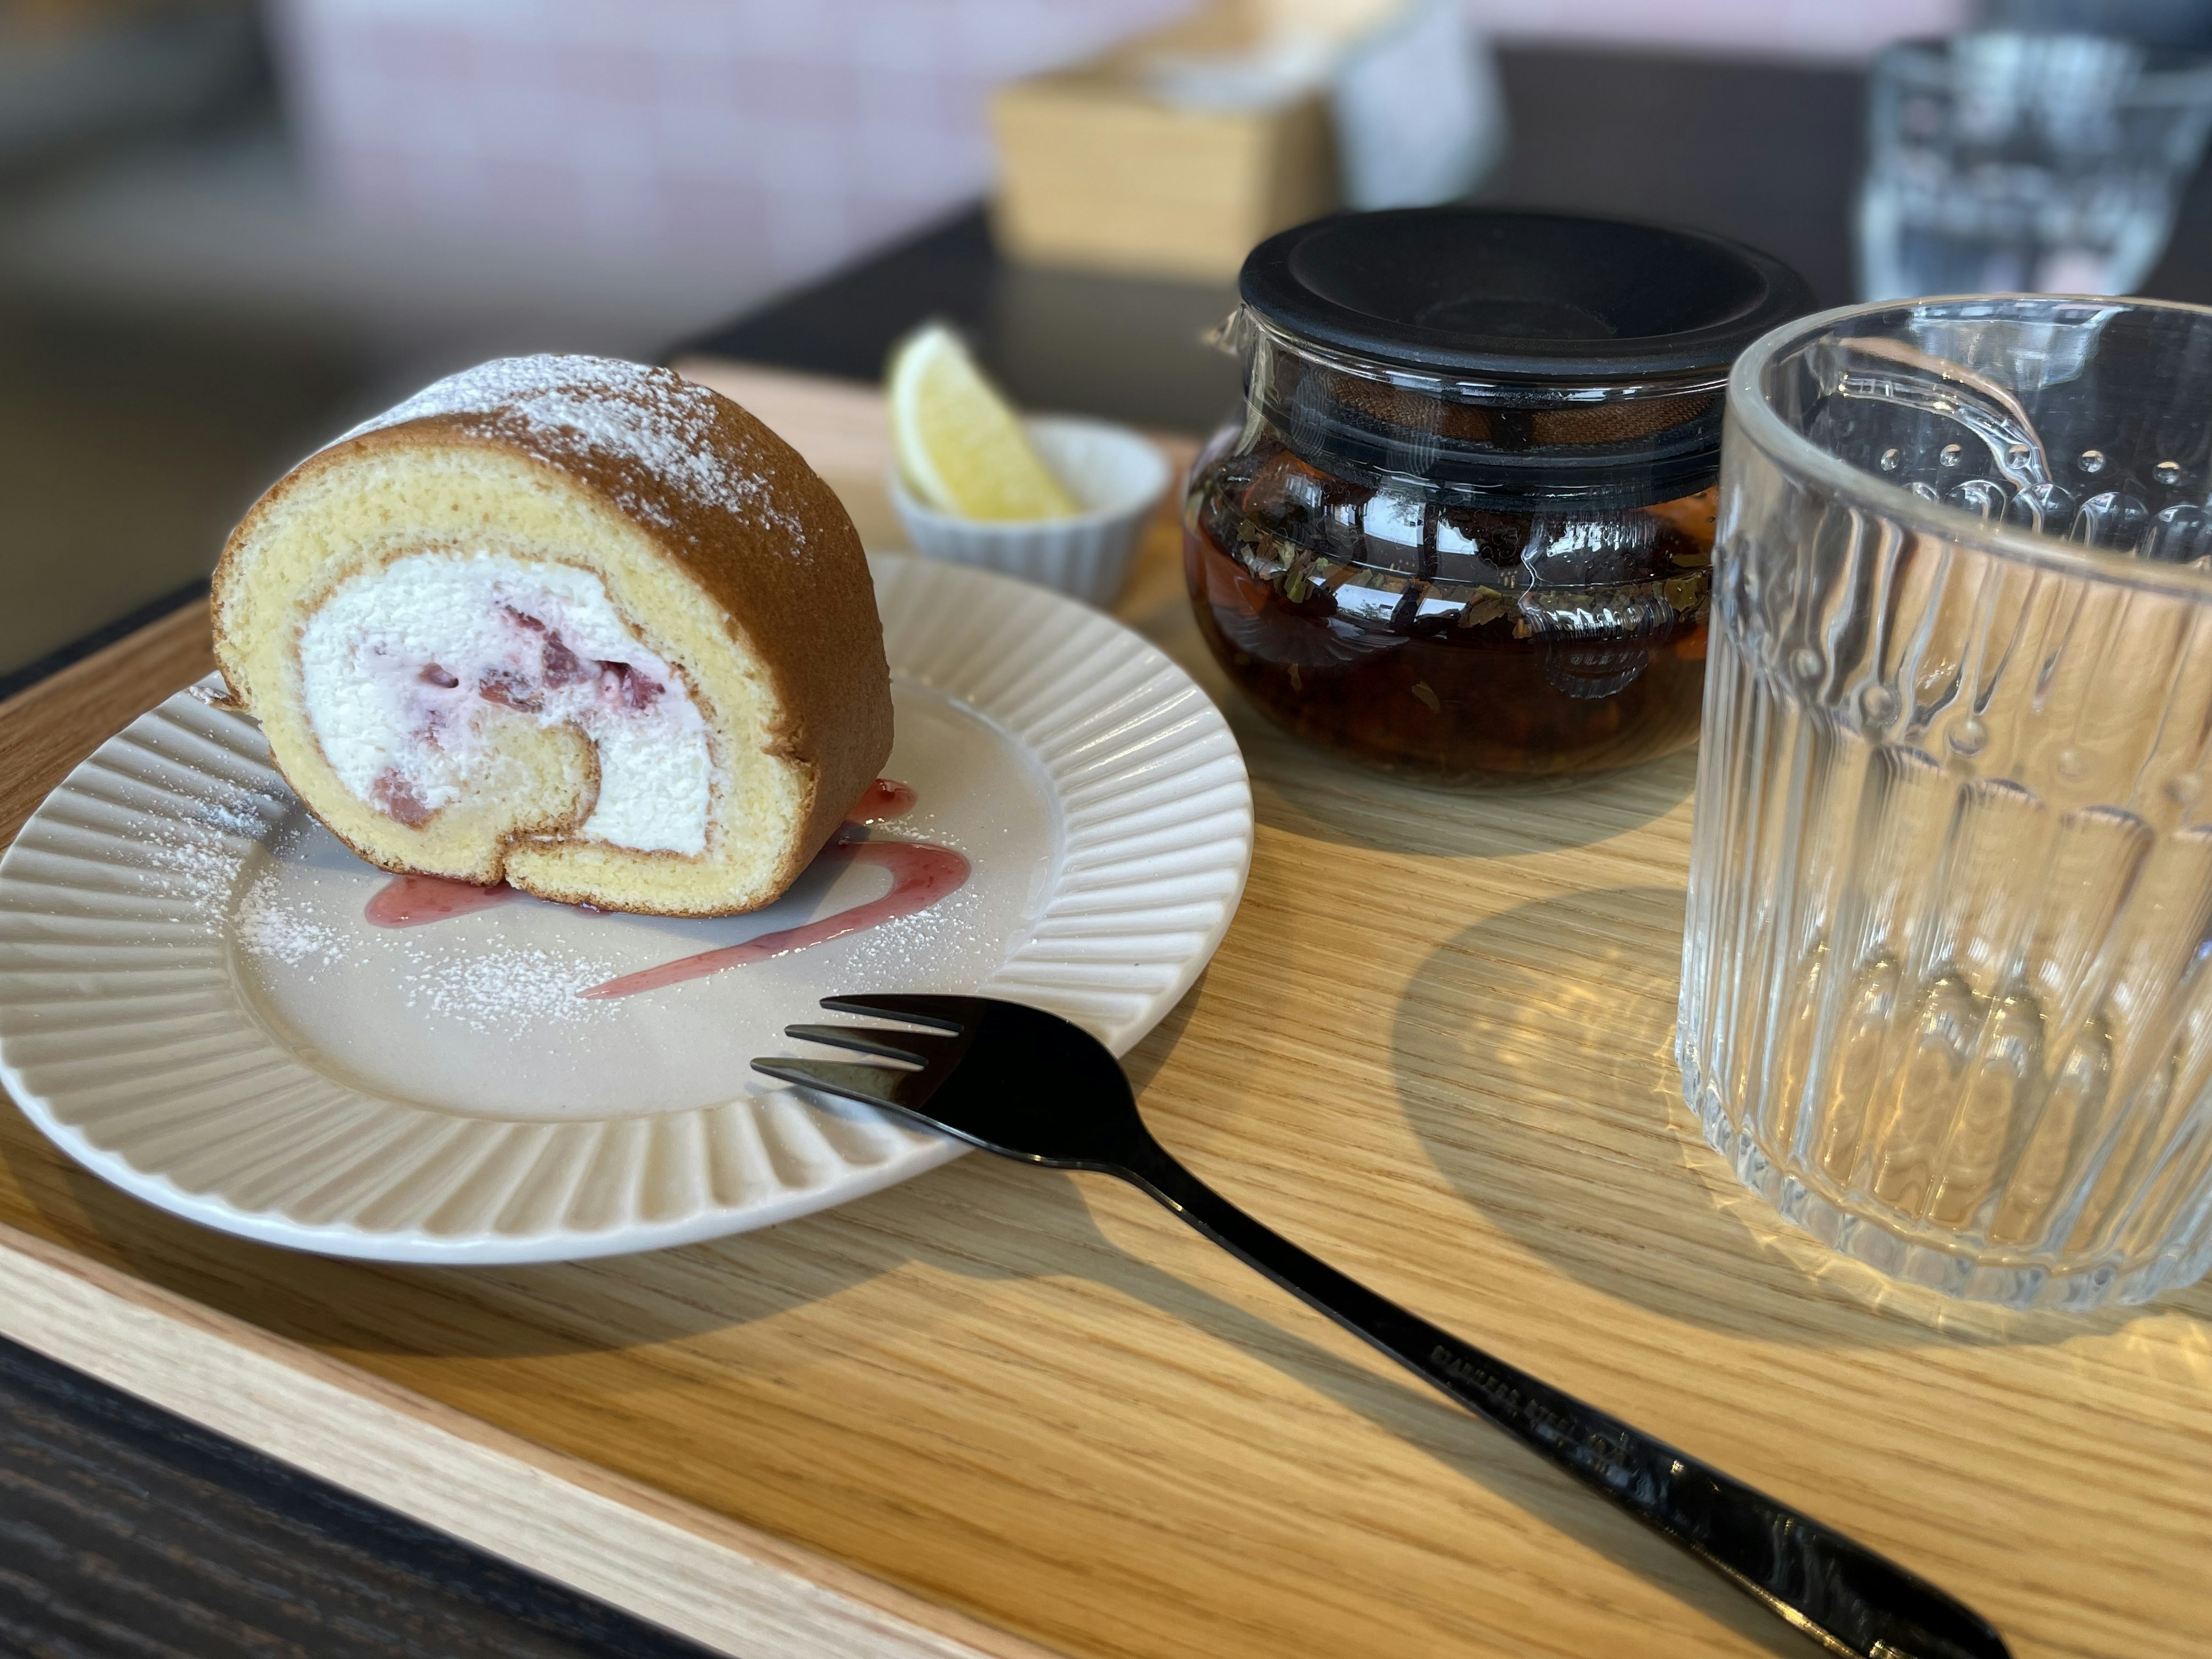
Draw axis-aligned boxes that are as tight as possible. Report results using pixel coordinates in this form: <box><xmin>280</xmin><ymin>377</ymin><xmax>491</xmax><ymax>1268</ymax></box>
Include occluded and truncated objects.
<box><xmin>1681</xmin><ymin>294</ymin><xmax>2212</xmax><ymax>1310</ymax></box>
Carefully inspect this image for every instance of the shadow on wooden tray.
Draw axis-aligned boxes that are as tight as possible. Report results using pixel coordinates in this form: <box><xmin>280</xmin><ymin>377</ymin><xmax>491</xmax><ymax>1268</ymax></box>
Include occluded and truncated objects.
<box><xmin>1117</xmin><ymin>560</ymin><xmax>1700</xmax><ymax>860</ymax></box>
<box><xmin>1248</xmin><ymin>741</ymin><xmax>1698</xmax><ymax>861</ymax></box>
<box><xmin>1391</xmin><ymin>885</ymin><xmax>2212</xmax><ymax>1351</ymax></box>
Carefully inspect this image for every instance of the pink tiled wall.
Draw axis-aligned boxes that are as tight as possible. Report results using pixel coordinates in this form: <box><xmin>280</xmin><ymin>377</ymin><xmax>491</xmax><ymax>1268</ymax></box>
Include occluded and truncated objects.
<box><xmin>272</xmin><ymin>0</ymin><xmax>1195</xmax><ymax>296</ymax></box>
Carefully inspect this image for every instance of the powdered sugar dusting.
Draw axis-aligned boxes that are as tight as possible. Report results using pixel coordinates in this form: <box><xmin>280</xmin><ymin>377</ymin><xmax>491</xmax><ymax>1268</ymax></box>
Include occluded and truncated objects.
<box><xmin>404</xmin><ymin>945</ymin><xmax>622</xmax><ymax>1033</ymax></box>
<box><xmin>235</xmin><ymin>876</ymin><xmax>344</xmax><ymax>965</ymax></box>
<box><xmin>339</xmin><ymin>354</ymin><xmax>809</xmax><ymax>551</ymax></box>
<box><xmin>232</xmin><ymin>844</ymin><xmax>618</xmax><ymax>1036</ymax></box>
<box><xmin>133</xmin><ymin>781</ymin><xmax>290</xmax><ymax>915</ymax></box>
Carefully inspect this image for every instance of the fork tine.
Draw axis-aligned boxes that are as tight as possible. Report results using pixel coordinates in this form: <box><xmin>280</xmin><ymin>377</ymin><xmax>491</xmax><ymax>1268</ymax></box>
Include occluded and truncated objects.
<box><xmin>784</xmin><ymin>1022</ymin><xmax>957</xmax><ymax>1066</ymax></box>
<box><xmin>818</xmin><ymin>993</ymin><xmax>979</xmax><ymax>1032</ymax></box>
<box><xmin>751</xmin><ymin>1056</ymin><xmax>923</xmax><ymax>1111</ymax></box>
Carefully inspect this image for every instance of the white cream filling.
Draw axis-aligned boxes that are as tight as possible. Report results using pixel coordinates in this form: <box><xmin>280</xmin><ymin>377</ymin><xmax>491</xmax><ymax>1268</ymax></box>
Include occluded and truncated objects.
<box><xmin>298</xmin><ymin>552</ymin><xmax>713</xmax><ymax>855</ymax></box>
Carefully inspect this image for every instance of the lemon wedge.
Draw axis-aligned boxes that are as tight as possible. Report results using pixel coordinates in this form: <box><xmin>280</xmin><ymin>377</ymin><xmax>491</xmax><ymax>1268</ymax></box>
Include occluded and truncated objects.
<box><xmin>888</xmin><ymin>323</ymin><xmax>1080</xmax><ymax>521</ymax></box>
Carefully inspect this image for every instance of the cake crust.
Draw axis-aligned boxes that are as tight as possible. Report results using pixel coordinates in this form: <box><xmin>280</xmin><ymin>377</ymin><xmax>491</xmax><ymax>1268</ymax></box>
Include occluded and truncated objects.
<box><xmin>211</xmin><ymin>357</ymin><xmax>893</xmax><ymax>915</ymax></box>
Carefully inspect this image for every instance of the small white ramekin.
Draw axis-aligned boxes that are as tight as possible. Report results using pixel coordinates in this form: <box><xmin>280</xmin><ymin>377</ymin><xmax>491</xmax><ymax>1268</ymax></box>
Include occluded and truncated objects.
<box><xmin>888</xmin><ymin>415</ymin><xmax>1172</xmax><ymax>609</ymax></box>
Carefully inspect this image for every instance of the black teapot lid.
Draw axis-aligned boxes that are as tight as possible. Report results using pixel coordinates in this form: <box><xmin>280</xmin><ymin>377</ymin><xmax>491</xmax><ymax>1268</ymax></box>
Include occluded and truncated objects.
<box><xmin>1235</xmin><ymin>208</ymin><xmax>1812</xmax><ymax>506</ymax></box>
<box><xmin>1240</xmin><ymin>207</ymin><xmax>1814</xmax><ymax>387</ymax></box>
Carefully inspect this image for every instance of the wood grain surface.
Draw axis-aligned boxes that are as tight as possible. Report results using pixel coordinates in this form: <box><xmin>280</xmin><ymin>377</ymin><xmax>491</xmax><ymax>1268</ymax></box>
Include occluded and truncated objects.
<box><xmin>2</xmin><ymin>364</ymin><xmax>2209</xmax><ymax>1659</ymax></box>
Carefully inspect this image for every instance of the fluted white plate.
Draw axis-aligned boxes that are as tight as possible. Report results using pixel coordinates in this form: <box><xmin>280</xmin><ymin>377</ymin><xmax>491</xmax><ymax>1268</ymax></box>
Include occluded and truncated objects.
<box><xmin>0</xmin><ymin>554</ymin><xmax>1251</xmax><ymax>1262</ymax></box>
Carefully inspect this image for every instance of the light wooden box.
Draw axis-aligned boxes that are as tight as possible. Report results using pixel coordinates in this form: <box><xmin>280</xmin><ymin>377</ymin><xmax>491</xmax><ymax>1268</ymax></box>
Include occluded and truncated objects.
<box><xmin>987</xmin><ymin>5</ymin><xmax>1349</xmax><ymax>282</ymax></box>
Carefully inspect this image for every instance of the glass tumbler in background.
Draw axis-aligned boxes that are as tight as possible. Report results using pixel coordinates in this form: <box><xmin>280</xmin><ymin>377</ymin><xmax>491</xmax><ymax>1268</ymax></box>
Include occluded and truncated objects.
<box><xmin>1857</xmin><ymin>32</ymin><xmax>2212</xmax><ymax>300</ymax></box>
<box><xmin>1681</xmin><ymin>295</ymin><xmax>2212</xmax><ymax>1310</ymax></box>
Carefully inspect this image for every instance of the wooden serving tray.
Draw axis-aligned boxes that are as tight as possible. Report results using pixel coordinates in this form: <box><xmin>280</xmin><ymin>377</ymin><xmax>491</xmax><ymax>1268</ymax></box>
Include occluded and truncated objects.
<box><xmin>2</xmin><ymin>365</ymin><xmax>2206</xmax><ymax>1659</ymax></box>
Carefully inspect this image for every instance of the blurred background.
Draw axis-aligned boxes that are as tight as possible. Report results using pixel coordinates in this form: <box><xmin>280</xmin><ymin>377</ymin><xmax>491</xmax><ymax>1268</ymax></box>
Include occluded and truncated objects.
<box><xmin>7</xmin><ymin>0</ymin><xmax>2212</xmax><ymax>688</ymax></box>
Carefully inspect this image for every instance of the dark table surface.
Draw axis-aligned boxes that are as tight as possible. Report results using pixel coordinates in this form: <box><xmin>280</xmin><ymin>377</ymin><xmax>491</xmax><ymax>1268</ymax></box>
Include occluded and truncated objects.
<box><xmin>0</xmin><ymin>1334</ymin><xmax>718</xmax><ymax>1659</ymax></box>
<box><xmin>9</xmin><ymin>40</ymin><xmax>2212</xmax><ymax>1659</ymax></box>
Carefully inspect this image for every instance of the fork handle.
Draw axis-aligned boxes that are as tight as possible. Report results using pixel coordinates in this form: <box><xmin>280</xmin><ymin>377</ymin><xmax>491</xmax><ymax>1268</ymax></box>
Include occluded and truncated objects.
<box><xmin>1111</xmin><ymin>1130</ymin><xmax>2006</xmax><ymax>1659</ymax></box>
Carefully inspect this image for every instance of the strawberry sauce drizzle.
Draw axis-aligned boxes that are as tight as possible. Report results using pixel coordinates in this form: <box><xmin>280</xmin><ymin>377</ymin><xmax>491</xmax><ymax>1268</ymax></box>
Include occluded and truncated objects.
<box><xmin>365</xmin><ymin>872</ymin><xmax>518</xmax><ymax>926</ymax></box>
<box><xmin>360</xmin><ymin>779</ymin><xmax>967</xmax><ymax>999</ymax></box>
<box><xmin>577</xmin><ymin>838</ymin><xmax>968</xmax><ymax>1001</ymax></box>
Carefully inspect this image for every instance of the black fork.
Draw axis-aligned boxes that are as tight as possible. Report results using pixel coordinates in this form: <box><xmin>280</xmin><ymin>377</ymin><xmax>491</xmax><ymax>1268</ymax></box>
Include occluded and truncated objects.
<box><xmin>755</xmin><ymin>994</ymin><xmax>2010</xmax><ymax>1659</ymax></box>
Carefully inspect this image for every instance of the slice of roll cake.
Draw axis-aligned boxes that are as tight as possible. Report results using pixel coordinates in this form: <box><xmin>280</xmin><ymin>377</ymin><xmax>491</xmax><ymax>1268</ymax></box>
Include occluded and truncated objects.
<box><xmin>213</xmin><ymin>354</ymin><xmax>892</xmax><ymax>916</ymax></box>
